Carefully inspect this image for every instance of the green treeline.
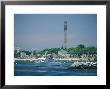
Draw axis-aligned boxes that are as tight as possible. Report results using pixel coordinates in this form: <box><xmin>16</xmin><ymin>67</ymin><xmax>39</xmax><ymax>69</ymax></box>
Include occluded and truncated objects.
<box><xmin>14</xmin><ymin>44</ymin><xmax>97</xmax><ymax>58</ymax></box>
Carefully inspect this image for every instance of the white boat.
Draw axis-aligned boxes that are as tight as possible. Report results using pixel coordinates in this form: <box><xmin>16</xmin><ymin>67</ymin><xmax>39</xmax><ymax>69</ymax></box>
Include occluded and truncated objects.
<box><xmin>34</xmin><ymin>57</ymin><xmax>73</xmax><ymax>68</ymax></box>
<box><xmin>37</xmin><ymin>57</ymin><xmax>46</xmax><ymax>60</ymax></box>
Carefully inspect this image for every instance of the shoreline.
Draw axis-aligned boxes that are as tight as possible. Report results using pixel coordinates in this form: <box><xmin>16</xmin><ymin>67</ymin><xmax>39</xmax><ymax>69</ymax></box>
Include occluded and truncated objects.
<box><xmin>14</xmin><ymin>58</ymin><xmax>96</xmax><ymax>62</ymax></box>
<box><xmin>14</xmin><ymin>58</ymin><xmax>33</xmax><ymax>61</ymax></box>
<box><xmin>14</xmin><ymin>58</ymin><xmax>81</xmax><ymax>61</ymax></box>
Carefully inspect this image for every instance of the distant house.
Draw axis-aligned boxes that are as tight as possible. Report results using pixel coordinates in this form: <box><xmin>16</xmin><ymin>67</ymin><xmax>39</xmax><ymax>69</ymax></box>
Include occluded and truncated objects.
<box><xmin>58</xmin><ymin>49</ymin><xmax>67</xmax><ymax>56</ymax></box>
<box><xmin>58</xmin><ymin>49</ymin><xmax>68</xmax><ymax>58</ymax></box>
<box><xmin>20</xmin><ymin>52</ymin><xmax>30</xmax><ymax>59</ymax></box>
<box><xmin>52</xmin><ymin>53</ymin><xmax>57</xmax><ymax>58</ymax></box>
<box><xmin>20</xmin><ymin>52</ymin><xmax>26</xmax><ymax>58</ymax></box>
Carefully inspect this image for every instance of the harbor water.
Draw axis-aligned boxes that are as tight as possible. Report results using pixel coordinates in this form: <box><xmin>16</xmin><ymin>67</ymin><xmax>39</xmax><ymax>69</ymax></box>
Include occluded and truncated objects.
<box><xmin>14</xmin><ymin>59</ymin><xmax>97</xmax><ymax>76</ymax></box>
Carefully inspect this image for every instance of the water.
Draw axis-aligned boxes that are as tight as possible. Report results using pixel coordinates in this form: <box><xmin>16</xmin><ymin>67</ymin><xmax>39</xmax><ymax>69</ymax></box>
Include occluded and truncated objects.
<box><xmin>14</xmin><ymin>59</ymin><xmax>97</xmax><ymax>76</ymax></box>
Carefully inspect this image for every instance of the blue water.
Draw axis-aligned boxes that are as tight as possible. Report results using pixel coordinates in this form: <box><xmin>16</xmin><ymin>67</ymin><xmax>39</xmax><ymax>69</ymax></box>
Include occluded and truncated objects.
<box><xmin>14</xmin><ymin>60</ymin><xmax>97</xmax><ymax>76</ymax></box>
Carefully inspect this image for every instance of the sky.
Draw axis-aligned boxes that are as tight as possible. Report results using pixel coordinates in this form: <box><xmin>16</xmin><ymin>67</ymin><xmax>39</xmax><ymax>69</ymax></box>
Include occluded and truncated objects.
<box><xmin>14</xmin><ymin>14</ymin><xmax>97</xmax><ymax>50</ymax></box>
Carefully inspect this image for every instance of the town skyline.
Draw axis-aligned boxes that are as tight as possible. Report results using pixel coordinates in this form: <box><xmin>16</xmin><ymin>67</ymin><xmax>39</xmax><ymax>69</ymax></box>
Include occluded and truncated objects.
<box><xmin>14</xmin><ymin>14</ymin><xmax>97</xmax><ymax>50</ymax></box>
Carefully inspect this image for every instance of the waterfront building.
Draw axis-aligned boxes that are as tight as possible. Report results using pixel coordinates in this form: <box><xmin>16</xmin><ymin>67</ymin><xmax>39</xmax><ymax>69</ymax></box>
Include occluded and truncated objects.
<box><xmin>58</xmin><ymin>49</ymin><xmax>68</xmax><ymax>58</ymax></box>
<box><xmin>20</xmin><ymin>52</ymin><xmax>26</xmax><ymax>58</ymax></box>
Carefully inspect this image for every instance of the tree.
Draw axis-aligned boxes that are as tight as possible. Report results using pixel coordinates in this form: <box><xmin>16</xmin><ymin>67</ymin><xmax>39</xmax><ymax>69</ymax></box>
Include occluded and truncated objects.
<box><xmin>86</xmin><ymin>47</ymin><xmax>97</xmax><ymax>55</ymax></box>
<box><xmin>76</xmin><ymin>44</ymin><xmax>85</xmax><ymax>49</ymax></box>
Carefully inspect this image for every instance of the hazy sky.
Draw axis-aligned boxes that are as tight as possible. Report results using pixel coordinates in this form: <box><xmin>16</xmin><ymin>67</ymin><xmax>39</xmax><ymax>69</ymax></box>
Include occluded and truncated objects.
<box><xmin>14</xmin><ymin>14</ymin><xmax>97</xmax><ymax>50</ymax></box>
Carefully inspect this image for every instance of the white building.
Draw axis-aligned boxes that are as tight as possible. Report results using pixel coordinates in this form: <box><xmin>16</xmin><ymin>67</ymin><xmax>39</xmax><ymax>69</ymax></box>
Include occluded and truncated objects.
<box><xmin>58</xmin><ymin>49</ymin><xmax>70</xmax><ymax>58</ymax></box>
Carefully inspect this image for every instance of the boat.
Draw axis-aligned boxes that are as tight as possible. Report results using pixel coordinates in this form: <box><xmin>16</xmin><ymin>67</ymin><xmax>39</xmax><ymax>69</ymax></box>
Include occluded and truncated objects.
<box><xmin>34</xmin><ymin>57</ymin><xmax>73</xmax><ymax>68</ymax></box>
<box><xmin>37</xmin><ymin>57</ymin><xmax>46</xmax><ymax>60</ymax></box>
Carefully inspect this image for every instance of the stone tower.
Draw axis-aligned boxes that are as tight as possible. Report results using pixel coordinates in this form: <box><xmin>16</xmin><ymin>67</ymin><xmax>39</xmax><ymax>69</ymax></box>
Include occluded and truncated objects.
<box><xmin>64</xmin><ymin>21</ymin><xmax>67</xmax><ymax>49</ymax></box>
